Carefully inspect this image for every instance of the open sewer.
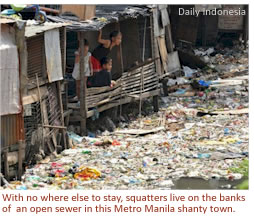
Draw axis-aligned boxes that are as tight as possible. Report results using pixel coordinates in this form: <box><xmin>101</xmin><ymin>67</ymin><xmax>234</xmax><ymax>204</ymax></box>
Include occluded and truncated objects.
<box><xmin>172</xmin><ymin>177</ymin><xmax>247</xmax><ymax>189</ymax></box>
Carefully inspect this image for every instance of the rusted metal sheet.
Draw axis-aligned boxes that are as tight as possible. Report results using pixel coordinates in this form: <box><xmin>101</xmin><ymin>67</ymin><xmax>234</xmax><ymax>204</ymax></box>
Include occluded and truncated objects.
<box><xmin>120</xmin><ymin>18</ymin><xmax>141</xmax><ymax>71</ymax></box>
<box><xmin>1</xmin><ymin>113</ymin><xmax>25</xmax><ymax>150</ymax></box>
<box><xmin>218</xmin><ymin>5</ymin><xmax>245</xmax><ymax>30</ymax></box>
<box><xmin>0</xmin><ymin>23</ymin><xmax>21</xmax><ymax>116</ymax></box>
<box><xmin>26</xmin><ymin>27</ymin><xmax>66</xmax><ymax>83</ymax></box>
<box><xmin>27</xmin><ymin>34</ymin><xmax>46</xmax><ymax>80</ymax></box>
<box><xmin>0</xmin><ymin>16</ymin><xmax>17</xmax><ymax>24</ymax></box>
<box><xmin>47</xmin><ymin>6</ymin><xmax>151</xmax><ymax>31</ymax></box>
<box><xmin>25</xmin><ymin>21</ymin><xmax>69</xmax><ymax>38</ymax></box>
<box><xmin>170</xmin><ymin>5</ymin><xmax>199</xmax><ymax>44</ymax></box>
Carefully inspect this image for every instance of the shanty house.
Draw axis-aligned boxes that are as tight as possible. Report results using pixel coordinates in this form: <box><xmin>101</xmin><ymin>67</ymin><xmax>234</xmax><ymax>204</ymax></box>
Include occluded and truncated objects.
<box><xmin>1</xmin><ymin>18</ymin><xmax>25</xmax><ymax>181</ymax></box>
<box><xmin>0</xmin><ymin>17</ymin><xmax>68</xmax><ymax>180</ymax></box>
<box><xmin>48</xmin><ymin>5</ymin><xmax>176</xmax><ymax>134</ymax></box>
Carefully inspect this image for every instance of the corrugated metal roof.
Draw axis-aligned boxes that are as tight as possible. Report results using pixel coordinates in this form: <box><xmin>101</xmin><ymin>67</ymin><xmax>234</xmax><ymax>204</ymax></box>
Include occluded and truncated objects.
<box><xmin>25</xmin><ymin>21</ymin><xmax>69</xmax><ymax>38</ymax></box>
<box><xmin>47</xmin><ymin>5</ymin><xmax>151</xmax><ymax>31</ymax></box>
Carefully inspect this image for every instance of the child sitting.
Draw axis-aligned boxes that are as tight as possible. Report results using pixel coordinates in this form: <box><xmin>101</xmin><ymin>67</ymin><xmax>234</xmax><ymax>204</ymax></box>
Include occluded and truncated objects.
<box><xmin>72</xmin><ymin>39</ymin><xmax>93</xmax><ymax>99</ymax></box>
<box><xmin>88</xmin><ymin>57</ymin><xmax>116</xmax><ymax>88</ymax></box>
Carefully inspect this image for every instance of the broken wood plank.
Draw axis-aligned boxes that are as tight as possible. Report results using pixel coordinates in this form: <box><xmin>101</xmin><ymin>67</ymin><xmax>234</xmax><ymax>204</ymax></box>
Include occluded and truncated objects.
<box><xmin>153</xmin><ymin>7</ymin><xmax>165</xmax><ymax>37</ymax></box>
<box><xmin>69</xmin><ymin>89</ymin><xmax>160</xmax><ymax>121</ymax></box>
<box><xmin>115</xmin><ymin>126</ymin><xmax>165</xmax><ymax>135</ymax></box>
<box><xmin>157</xmin><ymin>36</ymin><xmax>168</xmax><ymax>73</ymax></box>
<box><xmin>22</xmin><ymin>86</ymin><xmax>48</xmax><ymax>105</ymax></box>
<box><xmin>43</xmin><ymin>125</ymin><xmax>67</xmax><ymax>129</ymax></box>
<box><xmin>150</xmin><ymin>15</ymin><xmax>162</xmax><ymax>78</ymax></box>
<box><xmin>210</xmin><ymin>108</ymin><xmax>248</xmax><ymax>115</ymax></box>
<box><xmin>87</xmin><ymin>79</ymin><xmax>121</xmax><ymax>95</ymax></box>
<box><xmin>165</xmin><ymin>24</ymin><xmax>174</xmax><ymax>52</ymax></box>
<box><xmin>41</xmin><ymin>100</ymin><xmax>55</xmax><ymax>154</ymax></box>
<box><xmin>87</xmin><ymin>89</ymin><xmax>160</xmax><ymax>119</ymax></box>
<box><xmin>64</xmin><ymin>109</ymin><xmax>72</xmax><ymax>127</ymax></box>
<box><xmin>122</xmin><ymin>62</ymin><xmax>155</xmax><ymax>77</ymax></box>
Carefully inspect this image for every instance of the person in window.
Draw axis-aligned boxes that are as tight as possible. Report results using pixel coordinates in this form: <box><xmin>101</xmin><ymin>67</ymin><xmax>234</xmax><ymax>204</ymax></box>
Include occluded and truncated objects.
<box><xmin>72</xmin><ymin>39</ymin><xmax>93</xmax><ymax>99</ymax></box>
<box><xmin>91</xmin><ymin>30</ymin><xmax>122</xmax><ymax>73</ymax></box>
<box><xmin>88</xmin><ymin>57</ymin><xmax>116</xmax><ymax>88</ymax></box>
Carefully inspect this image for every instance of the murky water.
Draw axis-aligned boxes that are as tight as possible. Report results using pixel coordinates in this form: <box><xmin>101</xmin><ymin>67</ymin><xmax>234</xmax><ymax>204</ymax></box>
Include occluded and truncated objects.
<box><xmin>172</xmin><ymin>177</ymin><xmax>247</xmax><ymax>190</ymax></box>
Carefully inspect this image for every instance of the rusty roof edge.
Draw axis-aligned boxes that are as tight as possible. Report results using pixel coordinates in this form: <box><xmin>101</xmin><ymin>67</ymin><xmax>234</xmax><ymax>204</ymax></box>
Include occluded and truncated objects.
<box><xmin>25</xmin><ymin>21</ymin><xmax>70</xmax><ymax>38</ymax></box>
<box><xmin>0</xmin><ymin>15</ymin><xmax>17</xmax><ymax>24</ymax></box>
<box><xmin>47</xmin><ymin>6</ymin><xmax>151</xmax><ymax>31</ymax></box>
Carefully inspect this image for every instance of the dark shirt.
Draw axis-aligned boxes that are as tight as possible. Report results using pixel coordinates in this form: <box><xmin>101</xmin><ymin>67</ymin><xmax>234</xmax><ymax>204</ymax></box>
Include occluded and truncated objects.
<box><xmin>88</xmin><ymin>70</ymin><xmax>112</xmax><ymax>87</ymax></box>
<box><xmin>92</xmin><ymin>44</ymin><xmax>111</xmax><ymax>61</ymax></box>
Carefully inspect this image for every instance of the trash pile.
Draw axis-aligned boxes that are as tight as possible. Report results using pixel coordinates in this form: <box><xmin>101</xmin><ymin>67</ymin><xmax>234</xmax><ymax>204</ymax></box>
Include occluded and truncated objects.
<box><xmin>3</xmin><ymin>95</ymin><xmax>248</xmax><ymax>190</ymax></box>
<box><xmin>2</xmin><ymin>47</ymin><xmax>248</xmax><ymax>190</ymax></box>
<box><xmin>194</xmin><ymin>45</ymin><xmax>248</xmax><ymax>76</ymax></box>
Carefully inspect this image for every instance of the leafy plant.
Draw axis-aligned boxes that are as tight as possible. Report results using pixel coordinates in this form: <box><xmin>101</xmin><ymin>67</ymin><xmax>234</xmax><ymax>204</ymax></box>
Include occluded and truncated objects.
<box><xmin>230</xmin><ymin>159</ymin><xmax>249</xmax><ymax>190</ymax></box>
<box><xmin>230</xmin><ymin>159</ymin><xmax>249</xmax><ymax>177</ymax></box>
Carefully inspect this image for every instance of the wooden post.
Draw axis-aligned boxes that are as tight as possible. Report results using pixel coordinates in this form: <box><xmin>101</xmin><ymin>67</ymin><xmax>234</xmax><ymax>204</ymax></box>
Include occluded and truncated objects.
<box><xmin>165</xmin><ymin>7</ymin><xmax>174</xmax><ymax>53</ymax></box>
<box><xmin>36</xmin><ymin>73</ymin><xmax>45</xmax><ymax>149</ymax></box>
<box><xmin>152</xmin><ymin>16</ymin><xmax>162</xmax><ymax>76</ymax></box>
<box><xmin>116</xmin><ymin>22</ymin><xmax>124</xmax><ymax>117</ymax></box>
<box><xmin>162</xmin><ymin>78</ymin><xmax>169</xmax><ymax>96</ymax></box>
<box><xmin>18</xmin><ymin>140</ymin><xmax>25</xmax><ymax>180</ymax></box>
<box><xmin>63</xmin><ymin>27</ymin><xmax>67</xmax><ymax>76</ymax></box>
<box><xmin>166</xmin><ymin>25</ymin><xmax>174</xmax><ymax>52</ymax></box>
<box><xmin>139</xmin><ymin>17</ymin><xmax>147</xmax><ymax>116</ymax></box>
<box><xmin>150</xmin><ymin>14</ymin><xmax>160</xmax><ymax>112</ymax></box>
<box><xmin>116</xmin><ymin>22</ymin><xmax>124</xmax><ymax>77</ymax></box>
<box><xmin>79</xmin><ymin>32</ymin><xmax>87</xmax><ymax>136</ymax></box>
<box><xmin>153</xmin><ymin>95</ymin><xmax>159</xmax><ymax>112</ymax></box>
<box><xmin>15</xmin><ymin>21</ymin><xmax>27</xmax><ymax>179</ymax></box>
<box><xmin>3</xmin><ymin>147</ymin><xmax>9</xmax><ymax>181</ymax></box>
<box><xmin>63</xmin><ymin>27</ymin><xmax>68</xmax><ymax>110</ymax></box>
<box><xmin>15</xmin><ymin>21</ymin><xmax>28</xmax><ymax>96</ymax></box>
<box><xmin>57</xmin><ymin>81</ymin><xmax>67</xmax><ymax>149</ymax></box>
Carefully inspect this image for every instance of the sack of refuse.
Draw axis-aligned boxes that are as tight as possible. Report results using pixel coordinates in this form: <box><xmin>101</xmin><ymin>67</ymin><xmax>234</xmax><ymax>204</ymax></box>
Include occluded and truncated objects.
<box><xmin>194</xmin><ymin>47</ymin><xmax>215</xmax><ymax>56</ymax></box>
<box><xmin>183</xmin><ymin>66</ymin><xmax>197</xmax><ymax>78</ymax></box>
<box><xmin>167</xmin><ymin>79</ymin><xmax>177</xmax><ymax>86</ymax></box>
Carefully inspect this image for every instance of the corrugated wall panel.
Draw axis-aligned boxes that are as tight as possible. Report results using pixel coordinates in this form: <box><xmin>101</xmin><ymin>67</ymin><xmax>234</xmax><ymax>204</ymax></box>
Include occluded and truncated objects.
<box><xmin>27</xmin><ymin>29</ymin><xmax>65</xmax><ymax>82</ymax></box>
<box><xmin>0</xmin><ymin>113</ymin><xmax>25</xmax><ymax>151</ymax></box>
<box><xmin>27</xmin><ymin>34</ymin><xmax>46</xmax><ymax>80</ymax></box>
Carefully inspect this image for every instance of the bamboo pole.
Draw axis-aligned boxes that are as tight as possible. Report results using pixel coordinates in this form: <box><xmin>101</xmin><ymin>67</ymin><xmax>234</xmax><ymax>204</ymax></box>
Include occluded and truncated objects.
<box><xmin>116</xmin><ymin>22</ymin><xmax>124</xmax><ymax>117</ymax></box>
<box><xmin>43</xmin><ymin>125</ymin><xmax>67</xmax><ymax>129</ymax></box>
<box><xmin>57</xmin><ymin>81</ymin><xmax>67</xmax><ymax>149</ymax></box>
<box><xmin>139</xmin><ymin>17</ymin><xmax>147</xmax><ymax>116</ymax></box>
<box><xmin>36</xmin><ymin>73</ymin><xmax>45</xmax><ymax>147</ymax></box>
